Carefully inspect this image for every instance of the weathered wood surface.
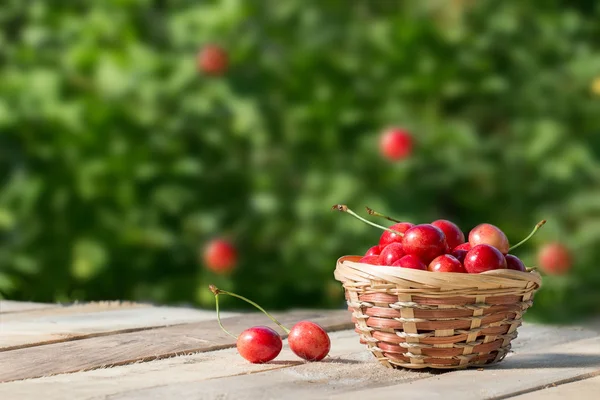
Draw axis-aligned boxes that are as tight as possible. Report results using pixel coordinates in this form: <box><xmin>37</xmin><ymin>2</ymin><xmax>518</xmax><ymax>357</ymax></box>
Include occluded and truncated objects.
<box><xmin>511</xmin><ymin>375</ymin><xmax>600</xmax><ymax>399</ymax></box>
<box><xmin>328</xmin><ymin>335</ymin><xmax>600</xmax><ymax>400</ymax></box>
<box><xmin>0</xmin><ymin>300</ymin><xmax>58</xmax><ymax>313</ymax></box>
<box><xmin>0</xmin><ymin>330</ymin><xmax>404</xmax><ymax>400</ymax></box>
<box><xmin>0</xmin><ymin>301</ymin><xmax>599</xmax><ymax>400</ymax></box>
<box><xmin>0</xmin><ymin>308</ymin><xmax>352</xmax><ymax>383</ymax></box>
<box><xmin>0</xmin><ymin>303</ymin><xmax>236</xmax><ymax>351</ymax></box>
<box><xmin>81</xmin><ymin>321</ymin><xmax>600</xmax><ymax>400</ymax></box>
<box><xmin>1</xmin><ymin>301</ymin><xmax>147</xmax><ymax>322</ymax></box>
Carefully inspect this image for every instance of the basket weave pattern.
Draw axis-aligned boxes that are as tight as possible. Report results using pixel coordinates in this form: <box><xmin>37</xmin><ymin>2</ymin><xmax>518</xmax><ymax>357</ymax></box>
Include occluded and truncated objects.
<box><xmin>334</xmin><ymin>255</ymin><xmax>542</xmax><ymax>369</ymax></box>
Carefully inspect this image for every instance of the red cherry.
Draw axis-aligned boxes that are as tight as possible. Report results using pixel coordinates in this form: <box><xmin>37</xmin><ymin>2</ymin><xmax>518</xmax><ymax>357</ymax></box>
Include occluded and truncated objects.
<box><xmin>203</xmin><ymin>239</ymin><xmax>237</xmax><ymax>273</ymax></box>
<box><xmin>431</xmin><ymin>220</ymin><xmax>465</xmax><ymax>250</ymax></box>
<box><xmin>358</xmin><ymin>255</ymin><xmax>380</xmax><ymax>265</ymax></box>
<box><xmin>236</xmin><ymin>326</ymin><xmax>282</xmax><ymax>363</ymax></box>
<box><xmin>379</xmin><ymin>128</ymin><xmax>413</xmax><ymax>161</ymax></box>
<box><xmin>537</xmin><ymin>243</ymin><xmax>572</xmax><ymax>275</ymax></box>
<box><xmin>378</xmin><ymin>222</ymin><xmax>415</xmax><ymax>250</ymax></box>
<box><xmin>428</xmin><ymin>254</ymin><xmax>466</xmax><ymax>273</ymax></box>
<box><xmin>451</xmin><ymin>249</ymin><xmax>468</xmax><ymax>264</ymax></box>
<box><xmin>454</xmin><ymin>243</ymin><xmax>471</xmax><ymax>251</ymax></box>
<box><xmin>288</xmin><ymin>321</ymin><xmax>331</xmax><ymax>361</ymax></box>
<box><xmin>505</xmin><ymin>254</ymin><xmax>526</xmax><ymax>272</ymax></box>
<box><xmin>365</xmin><ymin>245</ymin><xmax>381</xmax><ymax>257</ymax></box>
<box><xmin>402</xmin><ymin>224</ymin><xmax>447</xmax><ymax>264</ymax></box>
<box><xmin>468</xmin><ymin>223</ymin><xmax>510</xmax><ymax>254</ymax></box>
<box><xmin>464</xmin><ymin>244</ymin><xmax>507</xmax><ymax>273</ymax></box>
<box><xmin>392</xmin><ymin>254</ymin><xmax>427</xmax><ymax>270</ymax></box>
<box><xmin>379</xmin><ymin>243</ymin><xmax>405</xmax><ymax>266</ymax></box>
<box><xmin>197</xmin><ymin>45</ymin><xmax>228</xmax><ymax>75</ymax></box>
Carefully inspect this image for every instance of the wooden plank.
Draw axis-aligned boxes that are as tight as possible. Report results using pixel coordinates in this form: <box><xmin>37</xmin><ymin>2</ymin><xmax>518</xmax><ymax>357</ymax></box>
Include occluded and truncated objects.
<box><xmin>0</xmin><ymin>330</ymin><xmax>403</xmax><ymax>400</ymax></box>
<box><xmin>1</xmin><ymin>301</ymin><xmax>149</xmax><ymax>322</ymax></box>
<box><xmin>510</xmin><ymin>375</ymin><xmax>600</xmax><ymax>399</ymax></box>
<box><xmin>0</xmin><ymin>309</ymin><xmax>352</xmax><ymax>383</ymax></box>
<box><xmin>0</xmin><ymin>300</ymin><xmax>57</xmax><ymax>314</ymax></box>
<box><xmin>1</xmin><ymin>319</ymin><xmax>597</xmax><ymax>400</ymax></box>
<box><xmin>0</xmin><ymin>305</ymin><xmax>231</xmax><ymax>351</ymax></box>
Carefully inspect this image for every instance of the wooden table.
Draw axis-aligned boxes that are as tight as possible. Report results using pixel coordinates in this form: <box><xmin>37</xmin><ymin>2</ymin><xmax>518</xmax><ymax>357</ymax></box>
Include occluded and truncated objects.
<box><xmin>1</xmin><ymin>300</ymin><xmax>599</xmax><ymax>399</ymax></box>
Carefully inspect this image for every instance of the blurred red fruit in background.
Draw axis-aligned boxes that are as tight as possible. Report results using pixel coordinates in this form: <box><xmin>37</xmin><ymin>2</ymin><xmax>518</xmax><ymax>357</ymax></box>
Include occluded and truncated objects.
<box><xmin>379</xmin><ymin>128</ymin><xmax>413</xmax><ymax>161</ymax></box>
<box><xmin>198</xmin><ymin>45</ymin><xmax>228</xmax><ymax>75</ymax></box>
<box><xmin>537</xmin><ymin>242</ymin><xmax>572</xmax><ymax>275</ymax></box>
<box><xmin>203</xmin><ymin>239</ymin><xmax>237</xmax><ymax>273</ymax></box>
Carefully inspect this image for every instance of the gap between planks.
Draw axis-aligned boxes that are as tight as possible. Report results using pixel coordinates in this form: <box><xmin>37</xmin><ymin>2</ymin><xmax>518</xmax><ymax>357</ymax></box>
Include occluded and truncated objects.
<box><xmin>0</xmin><ymin>309</ymin><xmax>353</xmax><ymax>383</ymax></box>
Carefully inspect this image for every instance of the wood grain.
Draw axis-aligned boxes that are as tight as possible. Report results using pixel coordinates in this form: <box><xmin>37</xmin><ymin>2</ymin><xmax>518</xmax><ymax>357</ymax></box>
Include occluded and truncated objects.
<box><xmin>1</xmin><ymin>301</ymin><xmax>149</xmax><ymax>323</ymax></box>
<box><xmin>0</xmin><ymin>305</ymin><xmax>232</xmax><ymax>351</ymax></box>
<box><xmin>0</xmin><ymin>301</ymin><xmax>57</xmax><ymax>314</ymax></box>
<box><xmin>98</xmin><ymin>331</ymin><xmax>600</xmax><ymax>400</ymax></box>
<box><xmin>0</xmin><ymin>309</ymin><xmax>352</xmax><ymax>383</ymax></box>
<box><xmin>2</xmin><ymin>320</ymin><xmax>597</xmax><ymax>400</ymax></box>
<box><xmin>511</xmin><ymin>375</ymin><xmax>600</xmax><ymax>400</ymax></box>
<box><xmin>326</xmin><ymin>336</ymin><xmax>600</xmax><ymax>400</ymax></box>
<box><xmin>0</xmin><ymin>330</ymin><xmax>407</xmax><ymax>400</ymax></box>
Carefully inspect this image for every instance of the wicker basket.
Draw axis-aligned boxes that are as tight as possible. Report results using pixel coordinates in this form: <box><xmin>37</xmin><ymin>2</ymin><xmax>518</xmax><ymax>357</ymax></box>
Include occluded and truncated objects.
<box><xmin>334</xmin><ymin>255</ymin><xmax>542</xmax><ymax>370</ymax></box>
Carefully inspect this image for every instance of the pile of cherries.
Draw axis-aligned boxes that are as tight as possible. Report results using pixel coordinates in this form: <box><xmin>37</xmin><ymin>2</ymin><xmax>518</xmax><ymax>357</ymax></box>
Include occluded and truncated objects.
<box><xmin>334</xmin><ymin>205</ymin><xmax>545</xmax><ymax>274</ymax></box>
<box><xmin>209</xmin><ymin>285</ymin><xmax>331</xmax><ymax>364</ymax></box>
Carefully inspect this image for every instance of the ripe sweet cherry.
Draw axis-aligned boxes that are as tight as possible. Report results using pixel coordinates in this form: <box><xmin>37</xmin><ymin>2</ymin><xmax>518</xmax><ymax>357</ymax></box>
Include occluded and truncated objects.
<box><xmin>358</xmin><ymin>255</ymin><xmax>380</xmax><ymax>265</ymax></box>
<box><xmin>505</xmin><ymin>254</ymin><xmax>526</xmax><ymax>272</ymax></box>
<box><xmin>464</xmin><ymin>244</ymin><xmax>507</xmax><ymax>273</ymax></box>
<box><xmin>428</xmin><ymin>254</ymin><xmax>466</xmax><ymax>273</ymax></box>
<box><xmin>237</xmin><ymin>326</ymin><xmax>282</xmax><ymax>363</ymax></box>
<box><xmin>392</xmin><ymin>254</ymin><xmax>427</xmax><ymax>270</ymax></box>
<box><xmin>365</xmin><ymin>245</ymin><xmax>381</xmax><ymax>256</ymax></box>
<box><xmin>401</xmin><ymin>224</ymin><xmax>448</xmax><ymax>264</ymax></box>
<box><xmin>431</xmin><ymin>220</ymin><xmax>465</xmax><ymax>250</ymax></box>
<box><xmin>379</xmin><ymin>242</ymin><xmax>405</xmax><ymax>265</ymax></box>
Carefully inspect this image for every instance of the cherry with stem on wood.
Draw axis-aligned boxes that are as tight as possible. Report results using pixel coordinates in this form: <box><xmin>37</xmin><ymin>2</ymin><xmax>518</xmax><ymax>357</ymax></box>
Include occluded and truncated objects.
<box><xmin>209</xmin><ymin>285</ymin><xmax>282</xmax><ymax>363</ymax></box>
<box><xmin>209</xmin><ymin>285</ymin><xmax>330</xmax><ymax>362</ymax></box>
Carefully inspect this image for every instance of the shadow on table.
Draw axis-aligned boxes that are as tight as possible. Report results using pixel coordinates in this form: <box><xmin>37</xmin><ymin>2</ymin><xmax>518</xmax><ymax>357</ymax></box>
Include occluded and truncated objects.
<box><xmin>492</xmin><ymin>353</ymin><xmax>600</xmax><ymax>369</ymax></box>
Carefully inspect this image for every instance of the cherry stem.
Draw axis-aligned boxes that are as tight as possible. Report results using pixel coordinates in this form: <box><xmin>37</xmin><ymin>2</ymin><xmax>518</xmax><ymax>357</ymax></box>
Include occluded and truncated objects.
<box><xmin>209</xmin><ymin>284</ymin><xmax>290</xmax><ymax>334</ymax></box>
<box><xmin>209</xmin><ymin>287</ymin><xmax>237</xmax><ymax>339</ymax></box>
<box><xmin>365</xmin><ymin>206</ymin><xmax>402</xmax><ymax>223</ymax></box>
<box><xmin>508</xmin><ymin>220</ymin><xmax>547</xmax><ymax>252</ymax></box>
<box><xmin>332</xmin><ymin>204</ymin><xmax>404</xmax><ymax>236</ymax></box>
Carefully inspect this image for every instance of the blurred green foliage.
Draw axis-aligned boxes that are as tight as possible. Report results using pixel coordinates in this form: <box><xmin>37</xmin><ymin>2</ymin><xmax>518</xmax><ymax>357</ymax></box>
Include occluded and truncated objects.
<box><xmin>1</xmin><ymin>0</ymin><xmax>600</xmax><ymax>322</ymax></box>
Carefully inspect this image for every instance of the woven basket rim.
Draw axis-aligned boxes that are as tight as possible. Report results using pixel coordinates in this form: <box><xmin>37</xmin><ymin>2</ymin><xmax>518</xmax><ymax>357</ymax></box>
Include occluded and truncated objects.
<box><xmin>335</xmin><ymin>255</ymin><xmax>542</xmax><ymax>290</ymax></box>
